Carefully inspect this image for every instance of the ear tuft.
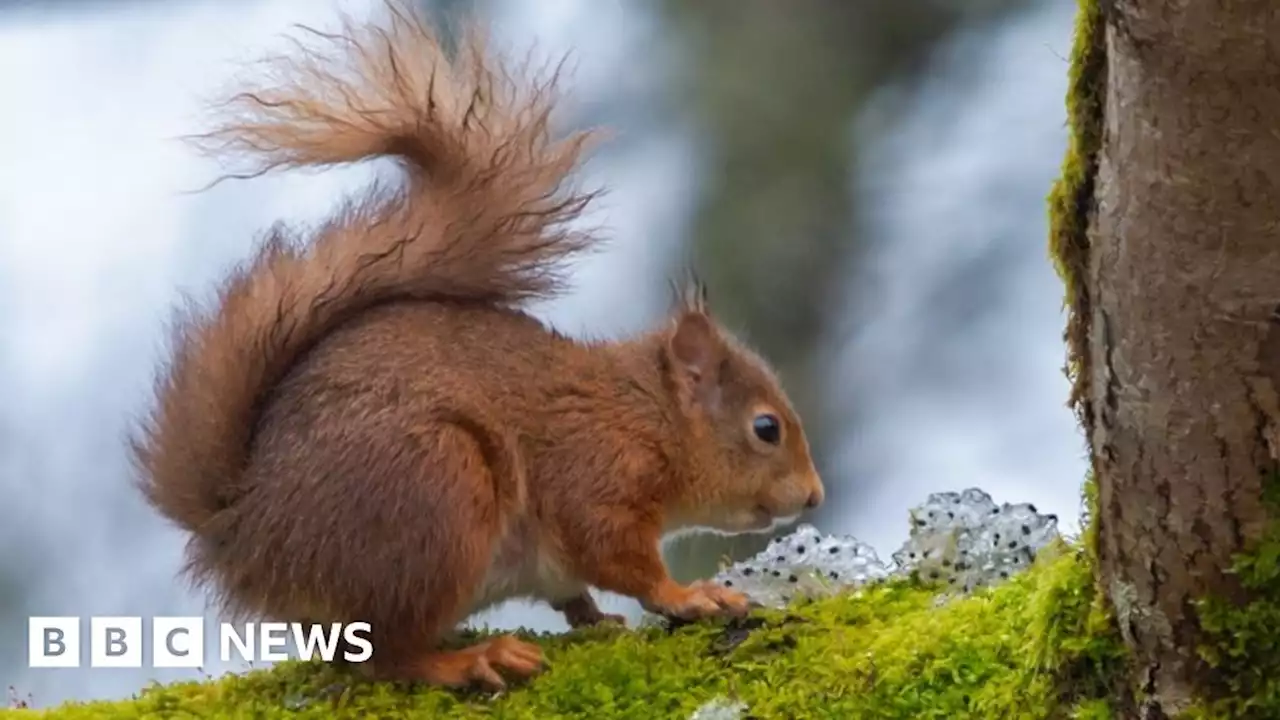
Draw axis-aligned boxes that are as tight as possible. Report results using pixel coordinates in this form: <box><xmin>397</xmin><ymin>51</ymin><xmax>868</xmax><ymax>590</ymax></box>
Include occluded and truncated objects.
<box><xmin>668</xmin><ymin>270</ymin><xmax>710</xmax><ymax>315</ymax></box>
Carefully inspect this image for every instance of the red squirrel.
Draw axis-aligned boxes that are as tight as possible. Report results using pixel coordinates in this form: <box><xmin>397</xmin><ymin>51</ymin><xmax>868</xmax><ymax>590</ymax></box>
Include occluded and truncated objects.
<box><xmin>130</xmin><ymin>2</ymin><xmax>824</xmax><ymax>690</ymax></box>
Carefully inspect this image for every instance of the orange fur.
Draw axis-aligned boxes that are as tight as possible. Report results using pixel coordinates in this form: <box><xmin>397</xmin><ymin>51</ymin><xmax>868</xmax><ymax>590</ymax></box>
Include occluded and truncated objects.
<box><xmin>131</xmin><ymin>1</ymin><xmax>824</xmax><ymax>689</ymax></box>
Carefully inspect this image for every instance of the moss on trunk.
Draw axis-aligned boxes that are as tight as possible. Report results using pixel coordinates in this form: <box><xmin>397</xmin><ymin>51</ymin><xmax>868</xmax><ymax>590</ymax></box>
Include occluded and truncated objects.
<box><xmin>1046</xmin><ymin>0</ymin><xmax>1103</xmax><ymax>434</ymax></box>
<box><xmin>1188</xmin><ymin>472</ymin><xmax>1280</xmax><ymax>719</ymax></box>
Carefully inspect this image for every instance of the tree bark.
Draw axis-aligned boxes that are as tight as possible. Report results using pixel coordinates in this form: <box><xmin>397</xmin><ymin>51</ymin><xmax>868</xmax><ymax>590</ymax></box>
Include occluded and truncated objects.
<box><xmin>1080</xmin><ymin>0</ymin><xmax>1280</xmax><ymax>714</ymax></box>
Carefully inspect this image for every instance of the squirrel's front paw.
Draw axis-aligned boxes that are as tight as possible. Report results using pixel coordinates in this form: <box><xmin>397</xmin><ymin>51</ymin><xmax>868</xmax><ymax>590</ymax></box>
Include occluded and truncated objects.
<box><xmin>644</xmin><ymin>579</ymin><xmax>751</xmax><ymax>620</ymax></box>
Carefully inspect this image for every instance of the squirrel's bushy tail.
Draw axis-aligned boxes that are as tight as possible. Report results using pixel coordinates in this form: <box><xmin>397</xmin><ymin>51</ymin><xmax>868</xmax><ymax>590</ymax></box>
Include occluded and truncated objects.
<box><xmin>131</xmin><ymin>2</ymin><xmax>600</xmax><ymax>534</ymax></box>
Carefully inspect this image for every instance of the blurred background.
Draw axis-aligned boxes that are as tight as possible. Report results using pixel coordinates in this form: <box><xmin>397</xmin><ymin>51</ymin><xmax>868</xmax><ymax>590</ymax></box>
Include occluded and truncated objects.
<box><xmin>0</xmin><ymin>0</ymin><xmax>1087</xmax><ymax>707</ymax></box>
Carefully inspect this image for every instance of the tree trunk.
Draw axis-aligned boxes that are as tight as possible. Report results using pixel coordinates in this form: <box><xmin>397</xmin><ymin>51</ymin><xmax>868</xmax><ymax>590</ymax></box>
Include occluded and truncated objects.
<box><xmin>1066</xmin><ymin>0</ymin><xmax>1280</xmax><ymax>714</ymax></box>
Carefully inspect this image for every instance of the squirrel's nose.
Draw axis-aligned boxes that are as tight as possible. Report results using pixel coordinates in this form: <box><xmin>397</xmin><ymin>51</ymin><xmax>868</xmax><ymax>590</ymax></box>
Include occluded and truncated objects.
<box><xmin>805</xmin><ymin>485</ymin><xmax>824</xmax><ymax>509</ymax></box>
<box><xmin>796</xmin><ymin>469</ymin><xmax>824</xmax><ymax>509</ymax></box>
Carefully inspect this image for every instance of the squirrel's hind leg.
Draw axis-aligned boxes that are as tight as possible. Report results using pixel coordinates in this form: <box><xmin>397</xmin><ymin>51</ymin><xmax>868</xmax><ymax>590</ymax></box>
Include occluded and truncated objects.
<box><xmin>267</xmin><ymin>412</ymin><xmax>531</xmax><ymax>689</ymax></box>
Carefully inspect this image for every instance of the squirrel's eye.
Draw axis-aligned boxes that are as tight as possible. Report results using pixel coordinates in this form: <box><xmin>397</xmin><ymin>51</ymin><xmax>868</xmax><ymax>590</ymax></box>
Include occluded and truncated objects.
<box><xmin>752</xmin><ymin>414</ymin><xmax>781</xmax><ymax>445</ymax></box>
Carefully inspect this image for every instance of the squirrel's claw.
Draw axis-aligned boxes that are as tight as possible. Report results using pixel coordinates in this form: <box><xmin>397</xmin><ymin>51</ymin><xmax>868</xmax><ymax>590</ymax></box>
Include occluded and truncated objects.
<box><xmin>412</xmin><ymin>635</ymin><xmax>545</xmax><ymax>691</ymax></box>
<box><xmin>693</xmin><ymin>580</ymin><xmax>752</xmax><ymax>617</ymax></box>
<box><xmin>648</xmin><ymin>580</ymin><xmax>752</xmax><ymax>621</ymax></box>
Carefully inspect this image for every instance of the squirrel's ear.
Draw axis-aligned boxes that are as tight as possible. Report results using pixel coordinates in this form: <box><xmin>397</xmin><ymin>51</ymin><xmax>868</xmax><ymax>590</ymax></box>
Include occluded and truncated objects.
<box><xmin>668</xmin><ymin>311</ymin><xmax>725</xmax><ymax>407</ymax></box>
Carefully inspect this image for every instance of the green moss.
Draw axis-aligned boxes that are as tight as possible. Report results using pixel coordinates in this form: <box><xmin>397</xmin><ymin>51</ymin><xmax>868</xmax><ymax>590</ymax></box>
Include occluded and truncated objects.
<box><xmin>1045</xmin><ymin>6</ymin><xmax>1119</xmax><ymax>709</ymax></box>
<box><xmin>1187</xmin><ymin>473</ymin><xmax>1280</xmax><ymax>719</ymax></box>
<box><xmin>1079</xmin><ymin>471</ymin><xmax>1100</xmax><ymax>563</ymax></box>
<box><xmin>1046</xmin><ymin>0</ymin><xmax>1104</xmax><ymax>423</ymax></box>
<box><xmin>0</xmin><ymin>543</ymin><xmax>1125</xmax><ymax>719</ymax></box>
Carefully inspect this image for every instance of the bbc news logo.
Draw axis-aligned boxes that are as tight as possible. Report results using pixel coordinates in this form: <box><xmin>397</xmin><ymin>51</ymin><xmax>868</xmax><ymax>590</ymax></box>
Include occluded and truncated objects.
<box><xmin>27</xmin><ymin>617</ymin><xmax>373</xmax><ymax>668</ymax></box>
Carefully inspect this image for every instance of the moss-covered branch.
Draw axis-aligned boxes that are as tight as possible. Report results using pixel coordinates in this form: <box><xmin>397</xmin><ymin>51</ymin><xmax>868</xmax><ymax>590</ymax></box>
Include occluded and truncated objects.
<box><xmin>2</xmin><ymin>543</ymin><xmax>1124</xmax><ymax>719</ymax></box>
<box><xmin>10</xmin><ymin>490</ymin><xmax>1279</xmax><ymax>718</ymax></box>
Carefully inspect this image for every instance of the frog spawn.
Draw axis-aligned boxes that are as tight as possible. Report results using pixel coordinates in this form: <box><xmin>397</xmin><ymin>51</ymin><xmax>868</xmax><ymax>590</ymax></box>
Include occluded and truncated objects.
<box><xmin>711</xmin><ymin>524</ymin><xmax>889</xmax><ymax>608</ymax></box>
<box><xmin>710</xmin><ymin>488</ymin><xmax>1060</xmax><ymax>608</ymax></box>
<box><xmin>894</xmin><ymin>487</ymin><xmax>1060</xmax><ymax>592</ymax></box>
